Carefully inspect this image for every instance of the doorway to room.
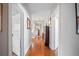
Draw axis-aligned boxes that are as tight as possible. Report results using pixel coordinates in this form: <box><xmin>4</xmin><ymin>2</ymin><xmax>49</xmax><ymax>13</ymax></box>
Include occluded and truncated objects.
<box><xmin>8</xmin><ymin>3</ymin><xmax>24</xmax><ymax>56</ymax></box>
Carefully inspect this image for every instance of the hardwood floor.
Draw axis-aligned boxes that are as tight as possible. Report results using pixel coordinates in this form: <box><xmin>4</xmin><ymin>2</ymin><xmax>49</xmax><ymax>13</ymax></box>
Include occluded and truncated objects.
<box><xmin>25</xmin><ymin>35</ymin><xmax>55</xmax><ymax>56</ymax></box>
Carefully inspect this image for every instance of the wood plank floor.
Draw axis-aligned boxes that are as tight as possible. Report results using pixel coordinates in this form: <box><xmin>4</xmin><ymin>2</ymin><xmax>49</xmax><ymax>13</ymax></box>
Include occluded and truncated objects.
<box><xmin>25</xmin><ymin>35</ymin><xmax>55</xmax><ymax>56</ymax></box>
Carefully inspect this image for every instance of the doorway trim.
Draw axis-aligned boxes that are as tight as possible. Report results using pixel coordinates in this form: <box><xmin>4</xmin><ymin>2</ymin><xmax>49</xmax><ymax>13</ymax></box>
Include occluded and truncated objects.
<box><xmin>8</xmin><ymin>3</ymin><xmax>24</xmax><ymax>56</ymax></box>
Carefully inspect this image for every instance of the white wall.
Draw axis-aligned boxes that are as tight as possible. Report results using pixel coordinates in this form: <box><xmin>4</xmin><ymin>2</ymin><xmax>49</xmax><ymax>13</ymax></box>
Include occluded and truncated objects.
<box><xmin>18</xmin><ymin>4</ymin><xmax>31</xmax><ymax>55</ymax></box>
<box><xmin>49</xmin><ymin>22</ymin><xmax>55</xmax><ymax>50</ymax></box>
<box><xmin>0</xmin><ymin>4</ymin><xmax>8</xmax><ymax>56</ymax></box>
<box><xmin>23</xmin><ymin>7</ymin><xmax>31</xmax><ymax>55</ymax></box>
<box><xmin>49</xmin><ymin>5</ymin><xmax>59</xmax><ymax>53</ymax></box>
<box><xmin>24</xmin><ymin>14</ymin><xmax>31</xmax><ymax>55</ymax></box>
<box><xmin>59</xmin><ymin>3</ymin><xmax>79</xmax><ymax>56</ymax></box>
<box><xmin>49</xmin><ymin>10</ymin><xmax>55</xmax><ymax>50</ymax></box>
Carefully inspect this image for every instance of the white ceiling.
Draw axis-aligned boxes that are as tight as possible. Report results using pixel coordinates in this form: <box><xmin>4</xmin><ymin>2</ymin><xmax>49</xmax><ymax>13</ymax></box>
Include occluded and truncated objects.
<box><xmin>22</xmin><ymin>3</ymin><xmax>57</xmax><ymax>15</ymax></box>
<box><xmin>12</xmin><ymin>4</ymin><xmax>19</xmax><ymax>16</ymax></box>
<box><xmin>21</xmin><ymin>3</ymin><xmax>57</xmax><ymax>21</ymax></box>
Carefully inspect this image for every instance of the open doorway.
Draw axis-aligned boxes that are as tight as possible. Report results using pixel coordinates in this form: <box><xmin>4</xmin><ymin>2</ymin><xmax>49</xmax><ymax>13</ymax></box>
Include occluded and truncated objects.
<box><xmin>8</xmin><ymin>3</ymin><xmax>60</xmax><ymax>56</ymax></box>
<box><xmin>8</xmin><ymin>3</ymin><xmax>24</xmax><ymax>56</ymax></box>
<box><xmin>22</xmin><ymin>3</ymin><xmax>60</xmax><ymax>56</ymax></box>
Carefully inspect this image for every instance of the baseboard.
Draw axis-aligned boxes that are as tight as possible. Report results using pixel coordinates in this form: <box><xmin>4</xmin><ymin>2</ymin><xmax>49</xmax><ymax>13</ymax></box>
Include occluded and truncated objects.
<box><xmin>55</xmin><ymin>48</ymin><xmax>58</xmax><ymax>56</ymax></box>
<box><xmin>49</xmin><ymin>44</ymin><xmax>55</xmax><ymax>50</ymax></box>
<box><xmin>24</xmin><ymin>43</ymin><xmax>31</xmax><ymax>56</ymax></box>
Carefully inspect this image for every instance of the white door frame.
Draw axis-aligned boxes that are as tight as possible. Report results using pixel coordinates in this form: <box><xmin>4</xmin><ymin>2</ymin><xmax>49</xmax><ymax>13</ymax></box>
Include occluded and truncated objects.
<box><xmin>8</xmin><ymin>3</ymin><xmax>24</xmax><ymax>56</ymax></box>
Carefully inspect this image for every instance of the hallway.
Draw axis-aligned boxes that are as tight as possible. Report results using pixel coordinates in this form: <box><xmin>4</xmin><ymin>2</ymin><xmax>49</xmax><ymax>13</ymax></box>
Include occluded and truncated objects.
<box><xmin>26</xmin><ymin>35</ymin><xmax>55</xmax><ymax>56</ymax></box>
<box><xmin>23</xmin><ymin>3</ymin><xmax>58</xmax><ymax>56</ymax></box>
<box><xmin>10</xmin><ymin>3</ymin><xmax>58</xmax><ymax>56</ymax></box>
<box><xmin>0</xmin><ymin>3</ymin><xmax>78</xmax><ymax>56</ymax></box>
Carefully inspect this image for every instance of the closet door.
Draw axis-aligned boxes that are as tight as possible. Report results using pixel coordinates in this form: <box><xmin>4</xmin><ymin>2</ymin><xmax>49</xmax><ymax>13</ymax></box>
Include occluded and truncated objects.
<box><xmin>45</xmin><ymin>26</ymin><xmax>49</xmax><ymax>47</ymax></box>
